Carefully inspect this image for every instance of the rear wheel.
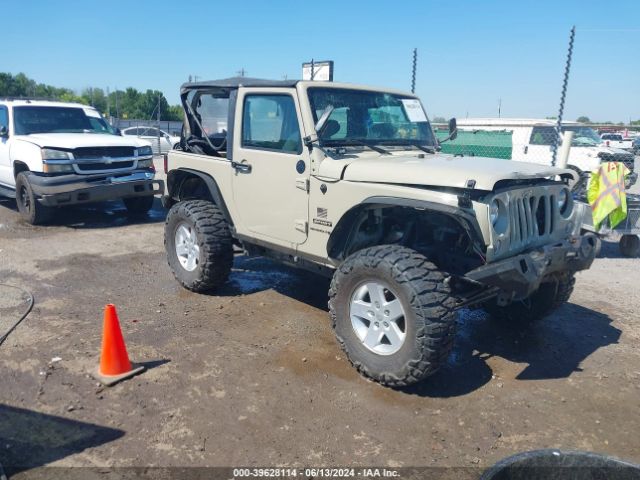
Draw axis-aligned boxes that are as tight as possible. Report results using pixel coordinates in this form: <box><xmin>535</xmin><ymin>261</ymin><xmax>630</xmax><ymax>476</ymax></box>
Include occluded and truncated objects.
<box><xmin>483</xmin><ymin>273</ymin><xmax>575</xmax><ymax>323</ymax></box>
<box><xmin>15</xmin><ymin>172</ymin><xmax>52</xmax><ymax>225</ymax></box>
<box><xmin>123</xmin><ymin>195</ymin><xmax>154</xmax><ymax>215</ymax></box>
<box><xmin>165</xmin><ymin>200</ymin><xmax>233</xmax><ymax>292</ymax></box>
<box><xmin>329</xmin><ymin>245</ymin><xmax>457</xmax><ymax>387</ymax></box>
<box><xmin>567</xmin><ymin>165</ymin><xmax>587</xmax><ymax>198</ymax></box>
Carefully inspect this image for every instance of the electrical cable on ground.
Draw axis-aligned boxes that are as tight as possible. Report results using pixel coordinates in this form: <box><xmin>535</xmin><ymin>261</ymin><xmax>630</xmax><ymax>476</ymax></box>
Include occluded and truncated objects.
<box><xmin>0</xmin><ymin>283</ymin><xmax>34</xmax><ymax>347</ymax></box>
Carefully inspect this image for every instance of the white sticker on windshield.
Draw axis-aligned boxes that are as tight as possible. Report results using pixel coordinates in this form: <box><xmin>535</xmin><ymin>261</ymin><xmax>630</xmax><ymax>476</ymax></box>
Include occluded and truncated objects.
<box><xmin>83</xmin><ymin>108</ymin><xmax>101</xmax><ymax>118</ymax></box>
<box><xmin>401</xmin><ymin>99</ymin><xmax>427</xmax><ymax>123</ymax></box>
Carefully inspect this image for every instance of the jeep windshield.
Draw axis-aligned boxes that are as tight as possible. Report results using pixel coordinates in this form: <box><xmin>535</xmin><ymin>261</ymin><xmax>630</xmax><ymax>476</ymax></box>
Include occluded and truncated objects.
<box><xmin>308</xmin><ymin>88</ymin><xmax>436</xmax><ymax>150</ymax></box>
<box><xmin>13</xmin><ymin>106</ymin><xmax>115</xmax><ymax>135</ymax></box>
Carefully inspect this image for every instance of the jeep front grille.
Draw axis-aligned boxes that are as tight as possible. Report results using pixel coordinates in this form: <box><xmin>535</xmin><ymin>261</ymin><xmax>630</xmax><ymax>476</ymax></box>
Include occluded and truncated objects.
<box><xmin>508</xmin><ymin>193</ymin><xmax>555</xmax><ymax>249</ymax></box>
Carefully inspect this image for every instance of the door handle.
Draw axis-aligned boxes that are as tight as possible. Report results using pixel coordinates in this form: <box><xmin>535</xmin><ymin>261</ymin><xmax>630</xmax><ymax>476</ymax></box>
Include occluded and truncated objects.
<box><xmin>232</xmin><ymin>160</ymin><xmax>252</xmax><ymax>173</ymax></box>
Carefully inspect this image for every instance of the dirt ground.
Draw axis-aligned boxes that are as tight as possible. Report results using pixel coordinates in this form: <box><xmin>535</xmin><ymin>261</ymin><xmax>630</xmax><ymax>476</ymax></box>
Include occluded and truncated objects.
<box><xmin>1</xmin><ymin>163</ymin><xmax>639</xmax><ymax>477</ymax></box>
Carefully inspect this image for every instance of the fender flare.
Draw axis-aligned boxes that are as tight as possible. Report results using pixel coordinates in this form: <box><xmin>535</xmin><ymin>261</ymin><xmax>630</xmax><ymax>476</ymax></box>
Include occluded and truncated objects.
<box><xmin>166</xmin><ymin>168</ymin><xmax>234</xmax><ymax>226</ymax></box>
<box><xmin>327</xmin><ymin>196</ymin><xmax>485</xmax><ymax>261</ymax></box>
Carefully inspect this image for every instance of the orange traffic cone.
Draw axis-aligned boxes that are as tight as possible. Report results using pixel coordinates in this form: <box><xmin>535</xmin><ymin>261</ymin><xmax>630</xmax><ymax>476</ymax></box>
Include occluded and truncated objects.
<box><xmin>94</xmin><ymin>304</ymin><xmax>144</xmax><ymax>386</ymax></box>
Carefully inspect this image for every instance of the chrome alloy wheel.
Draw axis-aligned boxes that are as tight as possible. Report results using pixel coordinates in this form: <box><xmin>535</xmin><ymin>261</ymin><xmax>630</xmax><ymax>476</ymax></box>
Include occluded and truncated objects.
<box><xmin>174</xmin><ymin>222</ymin><xmax>200</xmax><ymax>272</ymax></box>
<box><xmin>349</xmin><ymin>281</ymin><xmax>407</xmax><ymax>355</ymax></box>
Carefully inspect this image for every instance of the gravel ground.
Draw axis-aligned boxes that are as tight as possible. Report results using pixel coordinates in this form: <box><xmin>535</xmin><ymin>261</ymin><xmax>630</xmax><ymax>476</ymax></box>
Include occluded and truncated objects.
<box><xmin>0</xmin><ymin>162</ymin><xmax>639</xmax><ymax>477</ymax></box>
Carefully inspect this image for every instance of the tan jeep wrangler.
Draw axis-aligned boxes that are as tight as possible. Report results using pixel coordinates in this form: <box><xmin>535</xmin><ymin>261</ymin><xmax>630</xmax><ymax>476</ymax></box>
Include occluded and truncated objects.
<box><xmin>162</xmin><ymin>77</ymin><xmax>597</xmax><ymax>387</ymax></box>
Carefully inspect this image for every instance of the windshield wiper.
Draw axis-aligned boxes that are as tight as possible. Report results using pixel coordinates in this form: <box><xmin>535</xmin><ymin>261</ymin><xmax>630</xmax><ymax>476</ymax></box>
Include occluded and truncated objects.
<box><xmin>378</xmin><ymin>140</ymin><xmax>436</xmax><ymax>154</ymax></box>
<box><xmin>325</xmin><ymin>139</ymin><xmax>391</xmax><ymax>155</ymax></box>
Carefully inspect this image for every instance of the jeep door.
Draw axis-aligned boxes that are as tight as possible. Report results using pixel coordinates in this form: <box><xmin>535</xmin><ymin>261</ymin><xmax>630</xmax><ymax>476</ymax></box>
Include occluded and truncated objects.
<box><xmin>231</xmin><ymin>89</ymin><xmax>310</xmax><ymax>246</ymax></box>
<box><xmin>0</xmin><ymin>105</ymin><xmax>11</xmax><ymax>186</ymax></box>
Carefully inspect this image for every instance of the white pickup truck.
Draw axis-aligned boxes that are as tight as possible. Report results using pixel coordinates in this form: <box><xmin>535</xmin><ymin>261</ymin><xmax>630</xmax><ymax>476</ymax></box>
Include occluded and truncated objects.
<box><xmin>600</xmin><ymin>133</ymin><xmax>634</xmax><ymax>152</ymax></box>
<box><xmin>0</xmin><ymin>99</ymin><xmax>164</xmax><ymax>224</ymax></box>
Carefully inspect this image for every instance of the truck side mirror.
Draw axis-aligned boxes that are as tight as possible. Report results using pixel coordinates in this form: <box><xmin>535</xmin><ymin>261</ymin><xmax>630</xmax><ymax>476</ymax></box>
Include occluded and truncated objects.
<box><xmin>0</xmin><ymin>126</ymin><xmax>8</xmax><ymax>137</ymax></box>
<box><xmin>448</xmin><ymin>117</ymin><xmax>457</xmax><ymax>141</ymax></box>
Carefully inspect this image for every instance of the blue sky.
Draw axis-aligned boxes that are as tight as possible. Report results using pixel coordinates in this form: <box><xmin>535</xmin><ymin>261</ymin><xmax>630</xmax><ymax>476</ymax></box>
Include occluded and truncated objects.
<box><xmin>3</xmin><ymin>0</ymin><xmax>639</xmax><ymax>122</ymax></box>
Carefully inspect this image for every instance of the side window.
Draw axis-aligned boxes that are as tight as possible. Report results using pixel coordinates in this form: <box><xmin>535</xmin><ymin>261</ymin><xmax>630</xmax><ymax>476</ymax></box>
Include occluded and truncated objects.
<box><xmin>242</xmin><ymin>95</ymin><xmax>301</xmax><ymax>153</ymax></box>
<box><xmin>143</xmin><ymin>128</ymin><xmax>158</xmax><ymax>137</ymax></box>
<box><xmin>0</xmin><ymin>107</ymin><xmax>8</xmax><ymax>130</ymax></box>
<box><xmin>529</xmin><ymin>127</ymin><xmax>557</xmax><ymax>145</ymax></box>
<box><xmin>124</xmin><ymin>128</ymin><xmax>138</xmax><ymax>136</ymax></box>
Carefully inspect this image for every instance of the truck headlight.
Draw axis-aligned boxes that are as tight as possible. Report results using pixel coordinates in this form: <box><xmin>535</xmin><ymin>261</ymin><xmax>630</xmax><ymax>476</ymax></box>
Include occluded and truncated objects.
<box><xmin>42</xmin><ymin>148</ymin><xmax>74</xmax><ymax>173</ymax></box>
<box><xmin>136</xmin><ymin>146</ymin><xmax>153</xmax><ymax>157</ymax></box>
<box><xmin>137</xmin><ymin>158</ymin><xmax>154</xmax><ymax>168</ymax></box>
<box><xmin>42</xmin><ymin>148</ymin><xmax>73</xmax><ymax>160</ymax></box>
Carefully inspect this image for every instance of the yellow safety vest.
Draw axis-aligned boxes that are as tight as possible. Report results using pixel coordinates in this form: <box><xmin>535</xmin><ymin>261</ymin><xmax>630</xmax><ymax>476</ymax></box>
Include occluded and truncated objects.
<box><xmin>587</xmin><ymin>162</ymin><xmax>630</xmax><ymax>230</ymax></box>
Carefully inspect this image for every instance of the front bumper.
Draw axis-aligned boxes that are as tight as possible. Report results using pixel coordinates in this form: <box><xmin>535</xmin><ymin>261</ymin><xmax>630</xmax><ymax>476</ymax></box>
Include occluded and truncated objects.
<box><xmin>465</xmin><ymin>233</ymin><xmax>598</xmax><ymax>298</ymax></box>
<box><xmin>29</xmin><ymin>171</ymin><xmax>165</xmax><ymax>207</ymax></box>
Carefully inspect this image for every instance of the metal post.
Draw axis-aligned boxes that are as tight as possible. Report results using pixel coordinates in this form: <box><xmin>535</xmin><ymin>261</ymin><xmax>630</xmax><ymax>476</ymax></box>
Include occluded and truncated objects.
<box><xmin>558</xmin><ymin>131</ymin><xmax>574</xmax><ymax>169</ymax></box>
<box><xmin>157</xmin><ymin>96</ymin><xmax>161</xmax><ymax>156</ymax></box>
<box><xmin>551</xmin><ymin>26</ymin><xmax>575</xmax><ymax>167</ymax></box>
<box><xmin>411</xmin><ymin>48</ymin><xmax>417</xmax><ymax>94</ymax></box>
<box><xmin>310</xmin><ymin>59</ymin><xmax>315</xmax><ymax>81</ymax></box>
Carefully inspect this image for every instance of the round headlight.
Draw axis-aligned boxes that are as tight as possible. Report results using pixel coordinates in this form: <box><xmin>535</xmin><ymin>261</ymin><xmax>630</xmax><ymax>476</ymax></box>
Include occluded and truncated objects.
<box><xmin>490</xmin><ymin>199</ymin><xmax>500</xmax><ymax>226</ymax></box>
<box><xmin>557</xmin><ymin>188</ymin><xmax>569</xmax><ymax>213</ymax></box>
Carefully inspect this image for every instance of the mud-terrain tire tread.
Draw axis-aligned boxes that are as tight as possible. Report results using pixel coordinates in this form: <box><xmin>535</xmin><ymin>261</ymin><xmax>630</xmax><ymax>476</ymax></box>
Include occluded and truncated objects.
<box><xmin>329</xmin><ymin>245</ymin><xmax>457</xmax><ymax>388</ymax></box>
<box><xmin>15</xmin><ymin>172</ymin><xmax>53</xmax><ymax>225</ymax></box>
<box><xmin>484</xmin><ymin>273</ymin><xmax>576</xmax><ymax>323</ymax></box>
<box><xmin>165</xmin><ymin>200</ymin><xmax>233</xmax><ymax>292</ymax></box>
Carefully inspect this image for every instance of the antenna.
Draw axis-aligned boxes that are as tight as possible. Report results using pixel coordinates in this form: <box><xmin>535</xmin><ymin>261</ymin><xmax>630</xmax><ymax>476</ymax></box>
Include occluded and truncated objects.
<box><xmin>411</xmin><ymin>48</ymin><xmax>417</xmax><ymax>93</ymax></box>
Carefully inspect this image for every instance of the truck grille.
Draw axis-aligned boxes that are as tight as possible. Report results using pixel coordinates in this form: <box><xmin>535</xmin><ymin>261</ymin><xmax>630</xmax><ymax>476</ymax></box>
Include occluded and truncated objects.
<box><xmin>74</xmin><ymin>147</ymin><xmax>135</xmax><ymax>159</ymax></box>
<box><xmin>76</xmin><ymin>161</ymin><xmax>134</xmax><ymax>172</ymax></box>
<box><xmin>599</xmin><ymin>152</ymin><xmax>635</xmax><ymax>173</ymax></box>
<box><xmin>508</xmin><ymin>193</ymin><xmax>555</xmax><ymax>249</ymax></box>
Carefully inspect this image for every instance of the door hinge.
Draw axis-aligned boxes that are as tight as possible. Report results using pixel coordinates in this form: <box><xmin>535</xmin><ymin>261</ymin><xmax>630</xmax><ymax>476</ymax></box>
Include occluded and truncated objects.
<box><xmin>296</xmin><ymin>177</ymin><xmax>310</xmax><ymax>192</ymax></box>
<box><xmin>295</xmin><ymin>220</ymin><xmax>308</xmax><ymax>234</ymax></box>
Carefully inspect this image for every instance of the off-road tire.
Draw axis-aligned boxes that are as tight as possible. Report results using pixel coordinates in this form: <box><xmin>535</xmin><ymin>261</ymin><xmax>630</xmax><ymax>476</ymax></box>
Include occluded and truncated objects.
<box><xmin>123</xmin><ymin>195</ymin><xmax>154</xmax><ymax>215</ymax></box>
<box><xmin>165</xmin><ymin>200</ymin><xmax>233</xmax><ymax>292</ymax></box>
<box><xmin>619</xmin><ymin>234</ymin><xmax>640</xmax><ymax>258</ymax></box>
<box><xmin>483</xmin><ymin>273</ymin><xmax>576</xmax><ymax>323</ymax></box>
<box><xmin>329</xmin><ymin>245</ymin><xmax>457</xmax><ymax>388</ymax></box>
<box><xmin>15</xmin><ymin>172</ymin><xmax>53</xmax><ymax>225</ymax></box>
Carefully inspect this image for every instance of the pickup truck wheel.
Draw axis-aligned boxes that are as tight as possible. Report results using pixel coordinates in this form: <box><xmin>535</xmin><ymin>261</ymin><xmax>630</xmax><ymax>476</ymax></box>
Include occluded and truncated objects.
<box><xmin>619</xmin><ymin>234</ymin><xmax>640</xmax><ymax>257</ymax></box>
<box><xmin>483</xmin><ymin>273</ymin><xmax>576</xmax><ymax>323</ymax></box>
<box><xmin>15</xmin><ymin>172</ymin><xmax>52</xmax><ymax>225</ymax></box>
<box><xmin>329</xmin><ymin>245</ymin><xmax>457</xmax><ymax>388</ymax></box>
<box><xmin>123</xmin><ymin>195</ymin><xmax>154</xmax><ymax>215</ymax></box>
<box><xmin>165</xmin><ymin>200</ymin><xmax>233</xmax><ymax>292</ymax></box>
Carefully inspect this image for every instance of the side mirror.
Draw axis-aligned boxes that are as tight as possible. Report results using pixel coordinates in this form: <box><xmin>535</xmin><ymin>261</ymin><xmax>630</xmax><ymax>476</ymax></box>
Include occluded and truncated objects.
<box><xmin>448</xmin><ymin>117</ymin><xmax>457</xmax><ymax>141</ymax></box>
<box><xmin>0</xmin><ymin>126</ymin><xmax>8</xmax><ymax>137</ymax></box>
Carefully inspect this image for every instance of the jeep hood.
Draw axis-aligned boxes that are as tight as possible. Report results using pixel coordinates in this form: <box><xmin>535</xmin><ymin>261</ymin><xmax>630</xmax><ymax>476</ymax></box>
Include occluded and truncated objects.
<box><xmin>16</xmin><ymin>133</ymin><xmax>150</xmax><ymax>149</ymax></box>
<box><xmin>337</xmin><ymin>154</ymin><xmax>574</xmax><ymax>191</ymax></box>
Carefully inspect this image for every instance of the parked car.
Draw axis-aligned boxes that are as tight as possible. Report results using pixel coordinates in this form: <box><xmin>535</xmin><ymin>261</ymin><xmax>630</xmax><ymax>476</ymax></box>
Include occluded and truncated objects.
<box><xmin>0</xmin><ymin>99</ymin><xmax>163</xmax><ymax>224</ymax></box>
<box><xmin>633</xmin><ymin>136</ymin><xmax>640</xmax><ymax>155</ymax></box>
<box><xmin>121</xmin><ymin>126</ymin><xmax>180</xmax><ymax>154</ymax></box>
<box><xmin>436</xmin><ymin>119</ymin><xmax>636</xmax><ymax>193</ymax></box>
<box><xmin>600</xmin><ymin>133</ymin><xmax>634</xmax><ymax>152</ymax></box>
<box><xmin>161</xmin><ymin>77</ymin><xmax>597</xmax><ymax>387</ymax></box>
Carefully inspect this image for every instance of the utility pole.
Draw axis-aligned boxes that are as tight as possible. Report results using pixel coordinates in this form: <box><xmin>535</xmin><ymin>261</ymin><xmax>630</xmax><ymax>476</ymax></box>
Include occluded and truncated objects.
<box><xmin>551</xmin><ymin>26</ymin><xmax>575</xmax><ymax>167</ymax></box>
<box><xmin>106</xmin><ymin>87</ymin><xmax>111</xmax><ymax>119</ymax></box>
<box><xmin>498</xmin><ymin>98</ymin><xmax>502</xmax><ymax>118</ymax></box>
<box><xmin>157</xmin><ymin>95</ymin><xmax>162</xmax><ymax>156</ymax></box>
<box><xmin>411</xmin><ymin>48</ymin><xmax>417</xmax><ymax>94</ymax></box>
<box><xmin>237</xmin><ymin>68</ymin><xmax>246</xmax><ymax>77</ymax></box>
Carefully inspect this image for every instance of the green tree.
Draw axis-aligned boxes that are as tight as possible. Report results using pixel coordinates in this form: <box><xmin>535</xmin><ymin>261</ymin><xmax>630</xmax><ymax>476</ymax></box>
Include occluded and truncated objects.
<box><xmin>432</xmin><ymin>116</ymin><xmax>447</xmax><ymax>123</ymax></box>
<box><xmin>576</xmin><ymin>116</ymin><xmax>591</xmax><ymax>123</ymax></box>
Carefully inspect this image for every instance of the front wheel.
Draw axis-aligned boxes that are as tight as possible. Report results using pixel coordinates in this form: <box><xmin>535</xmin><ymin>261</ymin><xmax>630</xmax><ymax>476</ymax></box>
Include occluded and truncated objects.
<box><xmin>15</xmin><ymin>172</ymin><xmax>53</xmax><ymax>225</ymax></box>
<box><xmin>483</xmin><ymin>273</ymin><xmax>575</xmax><ymax>324</ymax></box>
<box><xmin>165</xmin><ymin>200</ymin><xmax>233</xmax><ymax>292</ymax></box>
<box><xmin>329</xmin><ymin>245</ymin><xmax>457</xmax><ymax>388</ymax></box>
